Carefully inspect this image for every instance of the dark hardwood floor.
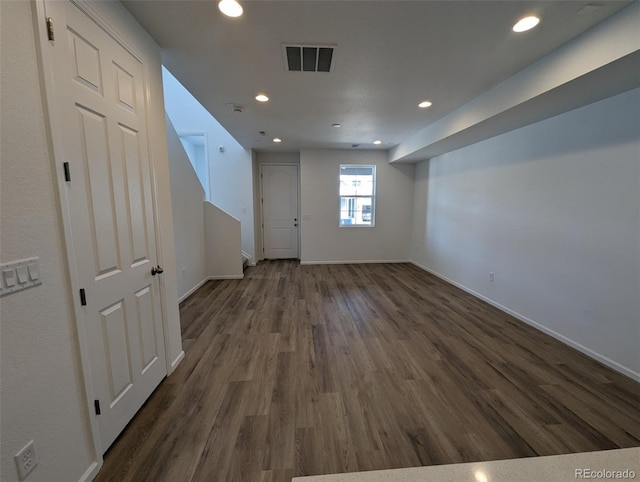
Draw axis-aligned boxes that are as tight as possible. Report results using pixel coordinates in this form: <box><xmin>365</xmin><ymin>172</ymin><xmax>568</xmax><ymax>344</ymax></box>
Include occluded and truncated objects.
<box><xmin>96</xmin><ymin>261</ymin><xmax>640</xmax><ymax>482</ymax></box>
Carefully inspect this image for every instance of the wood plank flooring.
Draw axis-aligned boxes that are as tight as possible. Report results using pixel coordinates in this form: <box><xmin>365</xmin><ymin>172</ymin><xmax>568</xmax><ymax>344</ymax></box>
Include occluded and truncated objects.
<box><xmin>95</xmin><ymin>261</ymin><xmax>640</xmax><ymax>482</ymax></box>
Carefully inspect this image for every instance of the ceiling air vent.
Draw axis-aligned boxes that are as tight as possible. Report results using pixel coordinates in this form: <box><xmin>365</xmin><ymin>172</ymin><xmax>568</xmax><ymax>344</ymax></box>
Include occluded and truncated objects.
<box><xmin>283</xmin><ymin>44</ymin><xmax>336</xmax><ymax>73</ymax></box>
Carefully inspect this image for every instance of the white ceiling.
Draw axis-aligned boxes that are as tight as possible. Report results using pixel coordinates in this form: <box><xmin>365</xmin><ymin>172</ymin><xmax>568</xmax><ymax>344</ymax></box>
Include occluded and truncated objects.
<box><xmin>122</xmin><ymin>0</ymin><xmax>631</xmax><ymax>153</ymax></box>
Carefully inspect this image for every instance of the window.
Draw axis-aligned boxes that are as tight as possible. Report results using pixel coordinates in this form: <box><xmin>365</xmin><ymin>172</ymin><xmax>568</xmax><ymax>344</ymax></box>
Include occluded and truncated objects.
<box><xmin>339</xmin><ymin>165</ymin><xmax>376</xmax><ymax>226</ymax></box>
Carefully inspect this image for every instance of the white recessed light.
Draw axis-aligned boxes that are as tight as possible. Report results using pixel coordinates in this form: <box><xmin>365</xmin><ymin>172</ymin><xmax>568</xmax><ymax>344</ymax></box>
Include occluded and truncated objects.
<box><xmin>418</xmin><ymin>100</ymin><xmax>433</xmax><ymax>108</ymax></box>
<box><xmin>218</xmin><ymin>0</ymin><xmax>243</xmax><ymax>17</ymax></box>
<box><xmin>332</xmin><ymin>123</ymin><xmax>341</xmax><ymax>128</ymax></box>
<box><xmin>273</xmin><ymin>138</ymin><xmax>282</xmax><ymax>143</ymax></box>
<box><xmin>255</xmin><ymin>94</ymin><xmax>269</xmax><ymax>102</ymax></box>
<box><xmin>373</xmin><ymin>140</ymin><xmax>382</xmax><ymax>145</ymax></box>
<box><xmin>513</xmin><ymin>16</ymin><xmax>540</xmax><ymax>32</ymax></box>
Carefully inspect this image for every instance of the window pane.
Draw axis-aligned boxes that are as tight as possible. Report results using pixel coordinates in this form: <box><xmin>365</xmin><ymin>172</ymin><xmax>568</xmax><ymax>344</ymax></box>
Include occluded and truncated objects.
<box><xmin>339</xmin><ymin>196</ymin><xmax>354</xmax><ymax>224</ymax></box>
<box><xmin>359</xmin><ymin>177</ymin><xmax>373</xmax><ymax>196</ymax></box>
<box><xmin>339</xmin><ymin>196</ymin><xmax>372</xmax><ymax>225</ymax></box>
<box><xmin>355</xmin><ymin>166</ymin><xmax>373</xmax><ymax>177</ymax></box>
<box><xmin>339</xmin><ymin>165</ymin><xmax>375</xmax><ymax>227</ymax></box>
<box><xmin>339</xmin><ymin>166</ymin><xmax>374</xmax><ymax>196</ymax></box>
<box><xmin>356</xmin><ymin>197</ymin><xmax>372</xmax><ymax>224</ymax></box>
<box><xmin>339</xmin><ymin>178</ymin><xmax>352</xmax><ymax>196</ymax></box>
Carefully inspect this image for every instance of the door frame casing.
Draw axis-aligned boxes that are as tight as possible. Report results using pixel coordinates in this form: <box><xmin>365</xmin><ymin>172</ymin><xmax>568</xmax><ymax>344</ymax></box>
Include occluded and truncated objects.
<box><xmin>33</xmin><ymin>0</ymin><xmax>174</xmax><ymax>473</ymax></box>
<box><xmin>259</xmin><ymin>163</ymin><xmax>301</xmax><ymax>260</ymax></box>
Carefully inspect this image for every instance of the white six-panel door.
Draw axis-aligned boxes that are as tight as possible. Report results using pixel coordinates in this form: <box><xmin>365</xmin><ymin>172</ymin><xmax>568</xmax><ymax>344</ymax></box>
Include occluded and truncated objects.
<box><xmin>262</xmin><ymin>164</ymin><xmax>299</xmax><ymax>259</ymax></box>
<box><xmin>44</xmin><ymin>0</ymin><xmax>167</xmax><ymax>451</ymax></box>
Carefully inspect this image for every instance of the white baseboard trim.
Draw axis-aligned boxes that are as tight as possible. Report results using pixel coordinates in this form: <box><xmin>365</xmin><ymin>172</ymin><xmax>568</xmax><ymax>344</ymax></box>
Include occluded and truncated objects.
<box><xmin>177</xmin><ymin>274</ymin><xmax>244</xmax><ymax>303</ymax></box>
<box><xmin>410</xmin><ymin>261</ymin><xmax>640</xmax><ymax>383</ymax></box>
<box><xmin>178</xmin><ymin>277</ymin><xmax>209</xmax><ymax>304</ymax></box>
<box><xmin>78</xmin><ymin>461</ymin><xmax>100</xmax><ymax>482</ymax></box>
<box><xmin>169</xmin><ymin>350</ymin><xmax>185</xmax><ymax>374</ymax></box>
<box><xmin>208</xmin><ymin>274</ymin><xmax>244</xmax><ymax>280</ymax></box>
<box><xmin>300</xmin><ymin>259</ymin><xmax>410</xmax><ymax>266</ymax></box>
<box><xmin>241</xmin><ymin>251</ymin><xmax>257</xmax><ymax>266</ymax></box>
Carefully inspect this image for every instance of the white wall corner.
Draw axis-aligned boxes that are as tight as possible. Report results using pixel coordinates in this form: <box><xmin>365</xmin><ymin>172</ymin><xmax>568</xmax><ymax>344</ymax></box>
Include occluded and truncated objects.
<box><xmin>177</xmin><ymin>277</ymin><xmax>209</xmax><ymax>304</ymax></box>
<box><xmin>78</xmin><ymin>462</ymin><xmax>101</xmax><ymax>482</ymax></box>
<box><xmin>204</xmin><ymin>202</ymin><xmax>244</xmax><ymax>278</ymax></box>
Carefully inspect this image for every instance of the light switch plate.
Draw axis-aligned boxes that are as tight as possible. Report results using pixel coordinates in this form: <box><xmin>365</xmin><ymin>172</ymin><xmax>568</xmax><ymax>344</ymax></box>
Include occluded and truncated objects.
<box><xmin>28</xmin><ymin>264</ymin><xmax>40</xmax><ymax>281</ymax></box>
<box><xmin>16</xmin><ymin>266</ymin><xmax>29</xmax><ymax>284</ymax></box>
<box><xmin>3</xmin><ymin>269</ymin><xmax>16</xmax><ymax>287</ymax></box>
<box><xmin>0</xmin><ymin>258</ymin><xmax>41</xmax><ymax>297</ymax></box>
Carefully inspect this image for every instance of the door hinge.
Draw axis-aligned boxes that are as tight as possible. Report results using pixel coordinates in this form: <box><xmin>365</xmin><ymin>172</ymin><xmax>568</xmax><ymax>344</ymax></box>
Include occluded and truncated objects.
<box><xmin>46</xmin><ymin>17</ymin><xmax>54</xmax><ymax>41</ymax></box>
<box><xmin>63</xmin><ymin>162</ymin><xmax>71</xmax><ymax>182</ymax></box>
<box><xmin>94</xmin><ymin>399</ymin><xmax>101</xmax><ymax>415</ymax></box>
<box><xmin>79</xmin><ymin>288</ymin><xmax>87</xmax><ymax>306</ymax></box>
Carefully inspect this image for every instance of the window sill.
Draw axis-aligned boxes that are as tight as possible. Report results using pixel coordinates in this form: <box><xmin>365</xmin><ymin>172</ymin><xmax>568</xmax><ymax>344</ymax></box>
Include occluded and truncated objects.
<box><xmin>339</xmin><ymin>224</ymin><xmax>376</xmax><ymax>228</ymax></box>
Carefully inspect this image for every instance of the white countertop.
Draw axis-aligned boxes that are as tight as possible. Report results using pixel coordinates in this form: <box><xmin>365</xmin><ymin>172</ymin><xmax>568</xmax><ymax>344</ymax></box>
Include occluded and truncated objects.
<box><xmin>293</xmin><ymin>447</ymin><xmax>640</xmax><ymax>482</ymax></box>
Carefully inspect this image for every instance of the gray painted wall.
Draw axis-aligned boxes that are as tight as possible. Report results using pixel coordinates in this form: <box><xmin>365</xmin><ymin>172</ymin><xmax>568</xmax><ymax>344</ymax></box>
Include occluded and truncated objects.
<box><xmin>300</xmin><ymin>149</ymin><xmax>415</xmax><ymax>264</ymax></box>
<box><xmin>410</xmin><ymin>88</ymin><xmax>640</xmax><ymax>379</ymax></box>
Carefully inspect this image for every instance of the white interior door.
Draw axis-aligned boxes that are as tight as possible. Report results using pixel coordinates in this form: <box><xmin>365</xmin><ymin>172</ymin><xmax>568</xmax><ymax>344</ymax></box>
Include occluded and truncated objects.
<box><xmin>262</xmin><ymin>165</ymin><xmax>299</xmax><ymax>259</ymax></box>
<box><xmin>45</xmin><ymin>0</ymin><xmax>167</xmax><ymax>451</ymax></box>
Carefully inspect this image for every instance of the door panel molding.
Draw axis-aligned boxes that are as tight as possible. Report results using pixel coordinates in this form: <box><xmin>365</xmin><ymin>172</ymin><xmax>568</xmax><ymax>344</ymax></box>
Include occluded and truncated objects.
<box><xmin>70</xmin><ymin>0</ymin><xmax>144</xmax><ymax>63</ymax></box>
<box><xmin>33</xmin><ymin>0</ymin><xmax>169</xmax><ymax>467</ymax></box>
<box><xmin>260</xmin><ymin>163</ymin><xmax>300</xmax><ymax>259</ymax></box>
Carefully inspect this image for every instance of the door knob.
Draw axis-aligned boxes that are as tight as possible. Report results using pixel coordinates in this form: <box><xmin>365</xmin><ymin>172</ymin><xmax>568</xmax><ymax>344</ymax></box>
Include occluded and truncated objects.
<box><xmin>151</xmin><ymin>265</ymin><xmax>164</xmax><ymax>276</ymax></box>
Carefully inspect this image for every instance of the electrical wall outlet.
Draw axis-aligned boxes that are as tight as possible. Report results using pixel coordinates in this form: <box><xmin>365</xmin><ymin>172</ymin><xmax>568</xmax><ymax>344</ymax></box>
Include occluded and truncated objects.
<box><xmin>488</xmin><ymin>272</ymin><xmax>495</xmax><ymax>282</ymax></box>
<box><xmin>15</xmin><ymin>440</ymin><xmax>38</xmax><ymax>480</ymax></box>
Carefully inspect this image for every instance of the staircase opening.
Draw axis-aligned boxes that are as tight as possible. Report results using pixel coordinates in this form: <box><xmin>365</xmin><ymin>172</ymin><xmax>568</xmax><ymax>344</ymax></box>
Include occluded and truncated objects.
<box><xmin>178</xmin><ymin>132</ymin><xmax>210</xmax><ymax>201</ymax></box>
